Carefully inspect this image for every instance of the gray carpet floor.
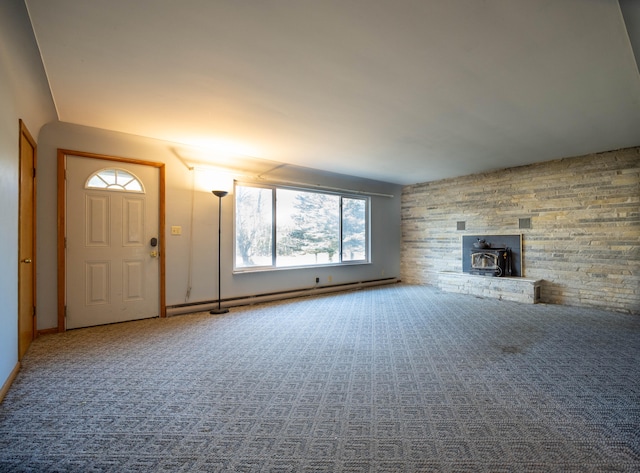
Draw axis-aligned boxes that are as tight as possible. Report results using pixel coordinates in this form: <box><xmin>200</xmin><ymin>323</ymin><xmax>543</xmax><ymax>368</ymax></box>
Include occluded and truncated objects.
<box><xmin>1</xmin><ymin>284</ymin><xmax>639</xmax><ymax>472</ymax></box>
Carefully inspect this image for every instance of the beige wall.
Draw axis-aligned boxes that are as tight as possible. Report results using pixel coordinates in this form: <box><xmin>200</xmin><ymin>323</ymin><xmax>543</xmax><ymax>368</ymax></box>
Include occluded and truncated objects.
<box><xmin>36</xmin><ymin>122</ymin><xmax>402</xmax><ymax>330</ymax></box>
<box><xmin>401</xmin><ymin>147</ymin><xmax>640</xmax><ymax>314</ymax></box>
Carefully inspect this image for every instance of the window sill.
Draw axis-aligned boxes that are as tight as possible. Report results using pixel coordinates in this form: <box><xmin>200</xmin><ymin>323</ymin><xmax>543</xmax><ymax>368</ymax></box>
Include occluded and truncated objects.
<box><xmin>233</xmin><ymin>261</ymin><xmax>371</xmax><ymax>275</ymax></box>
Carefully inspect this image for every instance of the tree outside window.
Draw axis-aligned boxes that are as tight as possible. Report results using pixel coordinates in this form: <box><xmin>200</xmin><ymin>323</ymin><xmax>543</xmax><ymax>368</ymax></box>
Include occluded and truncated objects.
<box><xmin>342</xmin><ymin>197</ymin><xmax>367</xmax><ymax>261</ymax></box>
<box><xmin>277</xmin><ymin>189</ymin><xmax>340</xmax><ymax>267</ymax></box>
<box><xmin>235</xmin><ymin>185</ymin><xmax>272</xmax><ymax>268</ymax></box>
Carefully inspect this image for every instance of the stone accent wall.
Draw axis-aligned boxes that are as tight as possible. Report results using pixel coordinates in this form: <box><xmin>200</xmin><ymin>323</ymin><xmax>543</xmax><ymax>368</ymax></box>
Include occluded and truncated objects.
<box><xmin>401</xmin><ymin>147</ymin><xmax>640</xmax><ymax>314</ymax></box>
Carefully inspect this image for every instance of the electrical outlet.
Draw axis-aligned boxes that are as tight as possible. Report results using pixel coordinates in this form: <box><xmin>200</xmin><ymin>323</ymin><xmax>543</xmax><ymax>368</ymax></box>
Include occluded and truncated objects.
<box><xmin>315</xmin><ymin>277</ymin><xmax>320</xmax><ymax>283</ymax></box>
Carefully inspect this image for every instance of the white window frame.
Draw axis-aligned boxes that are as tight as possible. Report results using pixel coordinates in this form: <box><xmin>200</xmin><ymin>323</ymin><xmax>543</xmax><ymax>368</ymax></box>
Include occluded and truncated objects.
<box><xmin>233</xmin><ymin>182</ymin><xmax>370</xmax><ymax>272</ymax></box>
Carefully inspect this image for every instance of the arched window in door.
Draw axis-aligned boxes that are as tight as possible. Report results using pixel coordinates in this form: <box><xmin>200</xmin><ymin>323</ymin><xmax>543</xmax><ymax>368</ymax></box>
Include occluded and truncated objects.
<box><xmin>86</xmin><ymin>168</ymin><xmax>145</xmax><ymax>193</ymax></box>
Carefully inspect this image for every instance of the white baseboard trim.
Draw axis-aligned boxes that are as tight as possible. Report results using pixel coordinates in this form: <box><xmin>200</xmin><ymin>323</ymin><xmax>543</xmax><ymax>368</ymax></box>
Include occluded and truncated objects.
<box><xmin>166</xmin><ymin>277</ymin><xmax>401</xmax><ymax>316</ymax></box>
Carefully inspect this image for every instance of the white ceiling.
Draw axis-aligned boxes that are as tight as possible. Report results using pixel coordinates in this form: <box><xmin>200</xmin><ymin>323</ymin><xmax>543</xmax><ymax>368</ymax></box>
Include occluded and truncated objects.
<box><xmin>25</xmin><ymin>0</ymin><xmax>640</xmax><ymax>185</ymax></box>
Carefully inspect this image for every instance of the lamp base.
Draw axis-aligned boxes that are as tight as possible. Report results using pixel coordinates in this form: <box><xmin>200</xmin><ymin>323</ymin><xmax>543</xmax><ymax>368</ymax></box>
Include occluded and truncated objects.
<box><xmin>210</xmin><ymin>307</ymin><xmax>229</xmax><ymax>315</ymax></box>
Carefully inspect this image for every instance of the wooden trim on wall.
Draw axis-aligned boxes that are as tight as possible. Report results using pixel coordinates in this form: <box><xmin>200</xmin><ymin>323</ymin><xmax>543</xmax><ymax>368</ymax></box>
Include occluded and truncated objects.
<box><xmin>37</xmin><ymin>328</ymin><xmax>60</xmax><ymax>336</ymax></box>
<box><xmin>158</xmin><ymin>164</ymin><xmax>166</xmax><ymax>318</ymax></box>
<box><xmin>57</xmin><ymin>149</ymin><xmax>167</xmax><ymax>332</ymax></box>
<box><xmin>18</xmin><ymin>119</ymin><xmax>37</xmax><ymax>351</ymax></box>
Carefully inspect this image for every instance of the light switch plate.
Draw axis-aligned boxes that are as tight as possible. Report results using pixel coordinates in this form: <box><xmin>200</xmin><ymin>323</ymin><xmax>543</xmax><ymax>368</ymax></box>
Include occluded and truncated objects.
<box><xmin>171</xmin><ymin>226</ymin><xmax>182</xmax><ymax>235</ymax></box>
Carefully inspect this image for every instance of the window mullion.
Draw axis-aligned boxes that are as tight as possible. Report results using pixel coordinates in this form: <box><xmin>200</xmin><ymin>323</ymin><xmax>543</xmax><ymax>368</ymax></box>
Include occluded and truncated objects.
<box><xmin>271</xmin><ymin>188</ymin><xmax>277</xmax><ymax>267</ymax></box>
<box><xmin>339</xmin><ymin>197</ymin><xmax>344</xmax><ymax>263</ymax></box>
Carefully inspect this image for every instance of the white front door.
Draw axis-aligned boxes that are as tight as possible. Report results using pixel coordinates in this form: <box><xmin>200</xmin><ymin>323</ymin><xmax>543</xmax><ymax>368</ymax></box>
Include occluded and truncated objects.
<box><xmin>66</xmin><ymin>156</ymin><xmax>160</xmax><ymax>329</ymax></box>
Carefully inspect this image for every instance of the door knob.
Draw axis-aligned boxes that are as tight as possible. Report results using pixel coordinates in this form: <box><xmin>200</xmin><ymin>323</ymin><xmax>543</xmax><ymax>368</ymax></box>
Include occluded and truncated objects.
<box><xmin>21</xmin><ymin>258</ymin><xmax>32</xmax><ymax>264</ymax></box>
<box><xmin>150</xmin><ymin>251</ymin><xmax>158</xmax><ymax>258</ymax></box>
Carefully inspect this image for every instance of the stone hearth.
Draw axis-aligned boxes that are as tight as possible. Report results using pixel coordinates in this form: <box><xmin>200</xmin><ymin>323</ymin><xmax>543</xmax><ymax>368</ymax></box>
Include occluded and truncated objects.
<box><xmin>437</xmin><ymin>271</ymin><xmax>542</xmax><ymax>304</ymax></box>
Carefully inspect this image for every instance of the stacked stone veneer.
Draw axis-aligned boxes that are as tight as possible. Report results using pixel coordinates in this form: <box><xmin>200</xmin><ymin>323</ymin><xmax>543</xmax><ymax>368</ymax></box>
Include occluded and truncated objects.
<box><xmin>437</xmin><ymin>272</ymin><xmax>541</xmax><ymax>304</ymax></box>
<box><xmin>401</xmin><ymin>147</ymin><xmax>639</xmax><ymax>314</ymax></box>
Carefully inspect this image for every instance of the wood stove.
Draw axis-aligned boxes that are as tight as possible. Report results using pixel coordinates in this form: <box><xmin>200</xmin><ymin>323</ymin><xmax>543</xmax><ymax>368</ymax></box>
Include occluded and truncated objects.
<box><xmin>462</xmin><ymin>235</ymin><xmax>522</xmax><ymax>277</ymax></box>
<box><xmin>469</xmin><ymin>247</ymin><xmax>511</xmax><ymax>277</ymax></box>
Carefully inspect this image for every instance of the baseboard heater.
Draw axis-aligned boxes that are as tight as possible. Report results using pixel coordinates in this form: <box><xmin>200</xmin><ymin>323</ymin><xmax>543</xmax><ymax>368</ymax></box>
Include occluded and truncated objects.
<box><xmin>166</xmin><ymin>277</ymin><xmax>401</xmax><ymax>317</ymax></box>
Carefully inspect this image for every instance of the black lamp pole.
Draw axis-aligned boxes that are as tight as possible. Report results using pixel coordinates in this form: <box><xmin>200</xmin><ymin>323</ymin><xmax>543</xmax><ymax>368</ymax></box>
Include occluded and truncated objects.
<box><xmin>210</xmin><ymin>190</ymin><xmax>229</xmax><ymax>314</ymax></box>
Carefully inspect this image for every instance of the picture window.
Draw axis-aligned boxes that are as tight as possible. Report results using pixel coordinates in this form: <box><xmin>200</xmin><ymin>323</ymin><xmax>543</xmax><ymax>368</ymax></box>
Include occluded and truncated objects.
<box><xmin>235</xmin><ymin>183</ymin><xmax>369</xmax><ymax>270</ymax></box>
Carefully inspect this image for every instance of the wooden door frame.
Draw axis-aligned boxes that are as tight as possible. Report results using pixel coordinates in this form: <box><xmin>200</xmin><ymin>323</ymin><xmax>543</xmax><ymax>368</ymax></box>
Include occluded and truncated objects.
<box><xmin>18</xmin><ymin>119</ymin><xmax>37</xmax><ymax>355</ymax></box>
<box><xmin>57</xmin><ymin>149</ymin><xmax>166</xmax><ymax>332</ymax></box>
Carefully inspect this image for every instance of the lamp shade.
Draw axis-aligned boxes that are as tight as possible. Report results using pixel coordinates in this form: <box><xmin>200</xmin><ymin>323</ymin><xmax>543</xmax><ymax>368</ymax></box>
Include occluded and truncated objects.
<box><xmin>194</xmin><ymin>167</ymin><xmax>233</xmax><ymax>194</ymax></box>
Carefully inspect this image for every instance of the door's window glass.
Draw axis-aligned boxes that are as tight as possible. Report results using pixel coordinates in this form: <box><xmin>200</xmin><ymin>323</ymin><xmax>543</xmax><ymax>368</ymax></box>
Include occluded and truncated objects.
<box><xmin>86</xmin><ymin>168</ymin><xmax>144</xmax><ymax>192</ymax></box>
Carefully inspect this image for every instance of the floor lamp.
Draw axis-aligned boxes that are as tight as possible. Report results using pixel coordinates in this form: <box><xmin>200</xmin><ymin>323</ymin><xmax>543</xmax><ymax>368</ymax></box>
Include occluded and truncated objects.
<box><xmin>210</xmin><ymin>190</ymin><xmax>229</xmax><ymax>314</ymax></box>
